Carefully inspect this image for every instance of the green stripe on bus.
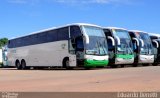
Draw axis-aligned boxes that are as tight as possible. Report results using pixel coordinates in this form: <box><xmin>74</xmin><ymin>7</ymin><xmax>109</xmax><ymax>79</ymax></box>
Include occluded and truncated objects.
<box><xmin>116</xmin><ymin>54</ymin><xmax>134</xmax><ymax>59</ymax></box>
<box><xmin>84</xmin><ymin>60</ymin><xmax>109</xmax><ymax>68</ymax></box>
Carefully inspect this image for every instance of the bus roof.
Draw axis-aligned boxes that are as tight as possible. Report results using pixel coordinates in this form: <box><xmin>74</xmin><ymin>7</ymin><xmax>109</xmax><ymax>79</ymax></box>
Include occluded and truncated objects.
<box><xmin>149</xmin><ymin>33</ymin><xmax>160</xmax><ymax>38</ymax></box>
<box><xmin>129</xmin><ymin>30</ymin><xmax>148</xmax><ymax>34</ymax></box>
<box><xmin>103</xmin><ymin>27</ymin><xmax>127</xmax><ymax>31</ymax></box>
<box><xmin>10</xmin><ymin>23</ymin><xmax>101</xmax><ymax>40</ymax></box>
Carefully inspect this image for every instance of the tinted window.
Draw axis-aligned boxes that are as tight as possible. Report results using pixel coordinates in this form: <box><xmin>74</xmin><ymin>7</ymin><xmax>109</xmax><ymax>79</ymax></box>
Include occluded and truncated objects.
<box><xmin>32</xmin><ymin>34</ymin><xmax>38</xmax><ymax>45</ymax></box>
<box><xmin>8</xmin><ymin>40</ymin><xmax>14</xmax><ymax>48</ymax></box>
<box><xmin>57</xmin><ymin>27</ymin><xmax>69</xmax><ymax>40</ymax></box>
<box><xmin>47</xmin><ymin>30</ymin><xmax>58</xmax><ymax>42</ymax></box>
<box><xmin>28</xmin><ymin>36</ymin><xmax>33</xmax><ymax>45</ymax></box>
<box><xmin>8</xmin><ymin>41</ymin><xmax>11</xmax><ymax>48</ymax></box>
<box><xmin>70</xmin><ymin>26</ymin><xmax>82</xmax><ymax>38</ymax></box>
<box><xmin>8</xmin><ymin>27</ymin><xmax>70</xmax><ymax>48</ymax></box>
<box><xmin>22</xmin><ymin>36</ymin><xmax>30</xmax><ymax>46</ymax></box>
<box><xmin>11</xmin><ymin>39</ymin><xmax>16</xmax><ymax>48</ymax></box>
<box><xmin>37</xmin><ymin>32</ymin><xmax>47</xmax><ymax>44</ymax></box>
<box><xmin>16</xmin><ymin>38</ymin><xmax>22</xmax><ymax>47</ymax></box>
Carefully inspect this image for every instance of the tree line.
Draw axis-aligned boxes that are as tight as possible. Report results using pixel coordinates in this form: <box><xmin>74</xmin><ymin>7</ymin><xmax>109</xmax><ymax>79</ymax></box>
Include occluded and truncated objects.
<box><xmin>0</xmin><ymin>38</ymin><xmax>8</xmax><ymax>49</ymax></box>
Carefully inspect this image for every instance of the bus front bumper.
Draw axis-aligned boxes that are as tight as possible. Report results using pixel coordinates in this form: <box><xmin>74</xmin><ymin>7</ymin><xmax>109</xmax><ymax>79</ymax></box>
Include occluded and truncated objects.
<box><xmin>139</xmin><ymin>55</ymin><xmax>154</xmax><ymax>64</ymax></box>
<box><xmin>115</xmin><ymin>54</ymin><xmax>134</xmax><ymax>65</ymax></box>
<box><xmin>84</xmin><ymin>59</ymin><xmax>109</xmax><ymax>68</ymax></box>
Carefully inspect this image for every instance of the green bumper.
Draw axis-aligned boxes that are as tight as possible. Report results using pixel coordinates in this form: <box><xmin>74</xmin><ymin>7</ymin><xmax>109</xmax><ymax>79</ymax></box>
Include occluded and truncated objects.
<box><xmin>84</xmin><ymin>60</ymin><xmax>109</xmax><ymax>68</ymax></box>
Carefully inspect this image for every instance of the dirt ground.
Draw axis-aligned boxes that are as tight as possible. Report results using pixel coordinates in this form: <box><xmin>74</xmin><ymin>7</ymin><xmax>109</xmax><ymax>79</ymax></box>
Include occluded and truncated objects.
<box><xmin>0</xmin><ymin>66</ymin><xmax>160</xmax><ymax>92</ymax></box>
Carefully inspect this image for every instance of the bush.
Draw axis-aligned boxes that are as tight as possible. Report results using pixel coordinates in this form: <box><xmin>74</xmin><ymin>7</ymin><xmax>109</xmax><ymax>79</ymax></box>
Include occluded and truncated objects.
<box><xmin>0</xmin><ymin>62</ymin><xmax>3</xmax><ymax>68</ymax></box>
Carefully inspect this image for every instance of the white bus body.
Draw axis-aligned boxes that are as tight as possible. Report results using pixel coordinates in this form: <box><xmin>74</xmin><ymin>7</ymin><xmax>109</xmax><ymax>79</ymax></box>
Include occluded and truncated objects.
<box><xmin>7</xmin><ymin>23</ymin><xmax>109</xmax><ymax>69</ymax></box>
<box><xmin>129</xmin><ymin>30</ymin><xmax>154</xmax><ymax>65</ymax></box>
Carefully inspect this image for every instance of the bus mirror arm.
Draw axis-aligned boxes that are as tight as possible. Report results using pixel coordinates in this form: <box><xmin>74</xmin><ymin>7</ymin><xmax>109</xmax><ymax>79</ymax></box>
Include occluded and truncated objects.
<box><xmin>140</xmin><ymin>39</ymin><xmax>144</xmax><ymax>47</ymax></box>
<box><xmin>132</xmin><ymin>38</ymin><xmax>139</xmax><ymax>46</ymax></box>
<box><xmin>153</xmin><ymin>40</ymin><xmax>159</xmax><ymax>48</ymax></box>
<box><xmin>115</xmin><ymin>36</ymin><xmax>120</xmax><ymax>45</ymax></box>
<box><xmin>107</xmin><ymin>36</ymin><xmax>115</xmax><ymax>46</ymax></box>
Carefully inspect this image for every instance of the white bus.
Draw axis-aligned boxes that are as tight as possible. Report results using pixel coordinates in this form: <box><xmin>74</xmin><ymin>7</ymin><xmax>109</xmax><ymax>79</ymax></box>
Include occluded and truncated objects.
<box><xmin>7</xmin><ymin>23</ymin><xmax>109</xmax><ymax>69</ymax></box>
<box><xmin>128</xmin><ymin>30</ymin><xmax>155</xmax><ymax>66</ymax></box>
<box><xmin>103</xmin><ymin>27</ymin><xmax>134</xmax><ymax>68</ymax></box>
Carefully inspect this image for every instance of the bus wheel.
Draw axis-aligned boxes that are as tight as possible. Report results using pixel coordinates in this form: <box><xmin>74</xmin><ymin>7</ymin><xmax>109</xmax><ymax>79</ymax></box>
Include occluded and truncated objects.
<box><xmin>63</xmin><ymin>58</ymin><xmax>74</xmax><ymax>70</ymax></box>
<box><xmin>110</xmin><ymin>65</ymin><xmax>117</xmax><ymax>68</ymax></box>
<box><xmin>85</xmin><ymin>67</ymin><xmax>91</xmax><ymax>70</ymax></box>
<box><xmin>152</xmin><ymin>63</ymin><xmax>158</xmax><ymax>66</ymax></box>
<box><xmin>21</xmin><ymin>60</ymin><xmax>27</xmax><ymax>70</ymax></box>
<box><xmin>16</xmin><ymin>60</ymin><xmax>21</xmax><ymax>70</ymax></box>
<box><xmin>143</xmin><ymin>64</ymin><xmax>150</xmax><ymax>66</ymax></box>
<box><xmin>96</xmin><ymin>66</ymin><xmax>104</xmax><ymax>68</ymax></box>
<box><xmin>120</xmin><ymin>65</ymin><xmax>125</xmax><ymax>68</ymax></box>
<box><xmin>133</xmin><ymin>64</ymin><xmax>138</xmax><ymax>67</ymax></box>
<box><xmin>63</xmin><ymin>58</ymin><xmax>69</xmax><ymax>68</ymax></box>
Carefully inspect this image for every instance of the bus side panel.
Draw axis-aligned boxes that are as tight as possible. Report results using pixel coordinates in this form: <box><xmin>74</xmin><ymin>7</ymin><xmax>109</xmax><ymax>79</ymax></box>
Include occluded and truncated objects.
<box><xmin>7</xmin><ymin>49</ymin><xmax>16</xmax><ymax>67</ymax></box>
<box><xmin>8</xmin><ymin>40</ymin><xmax>71</xmax><ymax>67</ymax></box>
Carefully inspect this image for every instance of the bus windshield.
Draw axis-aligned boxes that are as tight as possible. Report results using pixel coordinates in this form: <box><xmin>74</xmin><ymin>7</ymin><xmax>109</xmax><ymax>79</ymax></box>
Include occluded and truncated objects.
<box><xmin>113</xmin><ymin>29</ymin><xmax>133</xmax><ymax>54</ymax></box>
<box><xmin>82</xmin><ymin>26</ymin><xmax>108</xmax><ymax>56</ymax></box>
<box><xmin>139</xmin><ymin>32</ymin><xmax>153</xmax><ymax>55</ymax></box>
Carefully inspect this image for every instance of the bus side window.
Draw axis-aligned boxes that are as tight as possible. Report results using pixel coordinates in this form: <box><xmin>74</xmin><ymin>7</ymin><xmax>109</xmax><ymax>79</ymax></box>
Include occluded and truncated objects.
<box><xmin>70</xmin><ymin>26</ymin><xmax>81</xmax><ymax>38</ymax></box>
<box><xmin>57</xmin><ymin>27</ymin><xmax>69</xmax><ymax>41</ymax></box>
<box><xmin>8</xmin><ymin>40</ymin><xmax>12</xmax><ymax>48</ymax></box>
<box><xmin>12</xmin><ymin>39</ymin><xmax>16</xmax><ymax>48</ymax></box>
<box><xmin>47</xmin><ymin>30</ymin><xmax>58</xmax><ymax>42</ymax></box>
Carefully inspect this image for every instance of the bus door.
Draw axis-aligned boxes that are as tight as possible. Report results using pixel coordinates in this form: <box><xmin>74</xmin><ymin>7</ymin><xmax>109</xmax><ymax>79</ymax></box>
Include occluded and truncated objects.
<box><xmin>66</xmin><ymin>36</ymin><xmax>77</xmax><ymax>67</ymax></box>
<box><xmin>69</xmin><ymin>35</ymin><xmax>85</xmax><ymax>66</ymax></box>
<box><xmin>68</xmin><ymin>26</ymin><xmax>84</xmax><ymax>67</ymax></box>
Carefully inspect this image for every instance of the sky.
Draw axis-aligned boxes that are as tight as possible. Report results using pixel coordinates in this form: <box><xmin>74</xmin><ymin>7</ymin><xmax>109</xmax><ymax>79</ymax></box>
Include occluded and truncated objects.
<box><xmin>0</xmin><ymin>0</ymin><xmax>160</xmax><ymax>39</ymax></box>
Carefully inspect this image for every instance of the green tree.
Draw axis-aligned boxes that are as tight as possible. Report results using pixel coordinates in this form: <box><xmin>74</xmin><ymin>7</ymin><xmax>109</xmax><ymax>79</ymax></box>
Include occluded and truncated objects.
<box><xmin>0</xmin><ymin>38</ymin><xmax>8</xmax><ymax>49</ymax></box>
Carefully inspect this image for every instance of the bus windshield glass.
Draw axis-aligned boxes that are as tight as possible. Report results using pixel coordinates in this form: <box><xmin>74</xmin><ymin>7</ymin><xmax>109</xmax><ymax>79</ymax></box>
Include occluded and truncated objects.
<box><xmin>139</xmin><ymin>32</ymin><xmax>153</xmax><ymax>55</ymax></box>
<box><xmin>82</xmin><ymin>26</ymin><xmax>108</xmax><ymax>56</ymax></box>
<box><xmin>113</xmin><ymin>29</ymin><xmax>133</xmax><ymax>54</ymax></box>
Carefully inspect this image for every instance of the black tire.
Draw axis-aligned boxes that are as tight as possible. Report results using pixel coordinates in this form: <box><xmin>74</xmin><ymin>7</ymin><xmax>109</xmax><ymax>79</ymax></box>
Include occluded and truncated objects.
<box><xmin>133</xmin><ymin>64</ymin><xmax>138</xmax><ymax>67</ymax></box>
<box><xmin>21</xmin><ymin>60</ymin><xmax>27</xmax><ymax>70</ymax></box>
<box><xmin>152</xmin><ymin>63</ymin><xmax>158</xmax><ymax>66</ymax></box>
<box><xmin>63</xmin><ymin>58</ymin><xmax>73</xmax><ymax>70</ymax></box>
<box><xmin>96</xmin><ymin>66</ymin><xmax>105</xmax><ymax>68</ymax></box>
<box><xmin>120</xmin><ymin>65</ymin><xmax>125</xmax><ymax>68</ymax></box>
<box><xmin>85</xmin><ymin>68</ymin><xmax>91</xmax><ymax>70</ymax></box>
<box><xmin>63</xmin><ymin>58</ymin><xmax>69</xmax><ymax>68</ymax></box>
<box><xmin>65</xmin><ymin>59</ymin><xmax>69</xmax><ymax>68</ymax></box>
<box><xmin>110</xmin><ymin>64</ymin><xmax>117</xmax><ymax>68</ymax></box>
<box><xmin>16</xmin><ymin>61</ymin><xmax>21</xmax><ymax>70</ymax></box>
<box><xmin>143</xmin><ymin>64</ymin><xmax>150</xmax><ymax>66</ymax></box>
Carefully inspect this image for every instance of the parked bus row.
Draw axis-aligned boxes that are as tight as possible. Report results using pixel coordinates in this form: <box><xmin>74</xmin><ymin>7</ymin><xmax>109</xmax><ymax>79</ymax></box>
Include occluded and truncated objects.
<box><xmin>2</xmin><ymin>23</ymin><xmax>160</xmax><ymax>69</ymax></box>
